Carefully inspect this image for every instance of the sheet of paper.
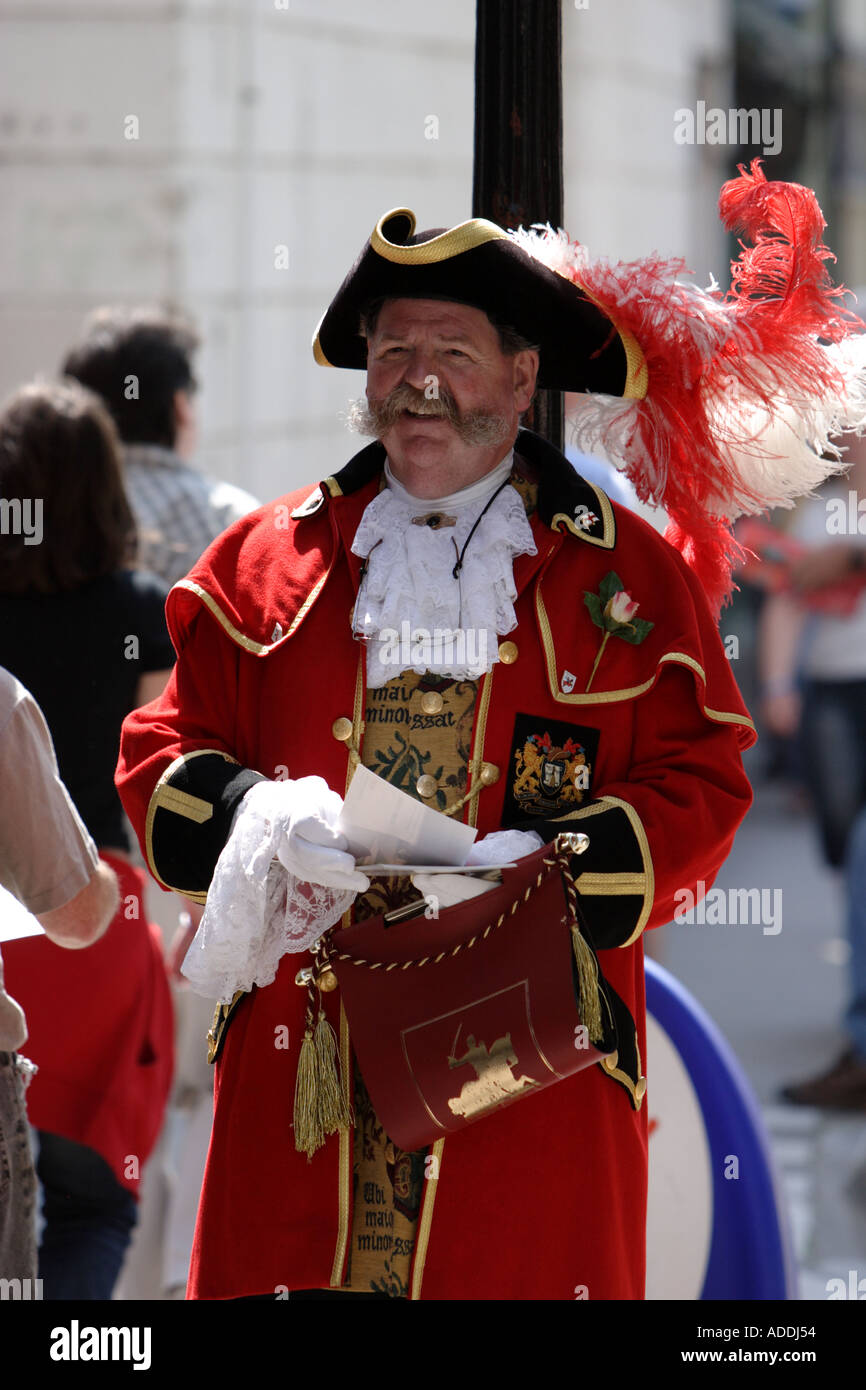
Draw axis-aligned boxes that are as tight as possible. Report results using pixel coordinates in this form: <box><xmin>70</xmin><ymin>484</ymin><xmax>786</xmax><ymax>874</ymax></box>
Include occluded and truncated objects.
<box><xmin>337</xmin><ymin>764</ymin><xmax>477</xmax><ymax>867</ymax></box>
<box><xmin>0</xmin><ymin>885</ymin><xmax>45</xmax><ymax>943</ymax></box>
<box><xmin>362</xmin><ymin>863</ymin><xmax>514</xmax><ymax>875</ymax></box>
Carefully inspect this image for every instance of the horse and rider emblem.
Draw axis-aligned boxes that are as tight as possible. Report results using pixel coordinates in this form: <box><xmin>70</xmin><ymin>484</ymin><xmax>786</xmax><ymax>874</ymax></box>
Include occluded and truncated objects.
<box><xmin>447</xmin><ymin>1028</ymin><xmax>537</xmax><ymax>1120</ymax></box>
<box><xmin>400</xmin><ymin>981</ymin><xmax>549</xmax><ymax>1135</ymax></box>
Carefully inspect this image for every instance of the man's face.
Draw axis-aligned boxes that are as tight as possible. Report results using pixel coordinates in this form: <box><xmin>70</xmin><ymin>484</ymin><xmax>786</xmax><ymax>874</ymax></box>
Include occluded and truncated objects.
<box><xmin>364</xmin><ymin>298</ymin><xmax>538</xmax><ymax>497</ymax></box>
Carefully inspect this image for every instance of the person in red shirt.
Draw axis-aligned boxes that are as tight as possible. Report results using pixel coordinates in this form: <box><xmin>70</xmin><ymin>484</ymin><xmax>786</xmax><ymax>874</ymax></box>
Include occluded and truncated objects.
<box><xmin>0</xmin><ymin>668</ymin><xmax>119</xmax><ymax>1285</ymax></box>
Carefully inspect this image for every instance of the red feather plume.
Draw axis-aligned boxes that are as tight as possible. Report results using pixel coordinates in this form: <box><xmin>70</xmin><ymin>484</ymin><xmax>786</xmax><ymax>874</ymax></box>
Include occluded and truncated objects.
<box><xmin>512</xmin><ymin>160</ymin><xmax>866</xmax><ymax>615</ymax></box>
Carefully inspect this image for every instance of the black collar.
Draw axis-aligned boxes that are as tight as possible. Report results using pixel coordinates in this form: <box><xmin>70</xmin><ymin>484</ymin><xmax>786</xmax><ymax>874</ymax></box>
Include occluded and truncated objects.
<box><xmin>321</xmin><ymin>428</ymin><xmax>616</xmax><ymax>549</ymax></box>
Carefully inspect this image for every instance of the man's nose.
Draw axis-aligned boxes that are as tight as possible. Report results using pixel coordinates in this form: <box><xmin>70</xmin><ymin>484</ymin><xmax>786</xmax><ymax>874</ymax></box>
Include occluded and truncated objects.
<box><xmin>401</xmin><ymin>347</ymin><xmax>439</xmax><ymax>390</ymax></box>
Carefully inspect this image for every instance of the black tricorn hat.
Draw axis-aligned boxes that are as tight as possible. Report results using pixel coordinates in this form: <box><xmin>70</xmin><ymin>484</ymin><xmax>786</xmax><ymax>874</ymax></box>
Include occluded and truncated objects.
<box><xmin>312</xmin><ymin>208</ymin><xmax>647</xmax><ymax>397</ymax></box>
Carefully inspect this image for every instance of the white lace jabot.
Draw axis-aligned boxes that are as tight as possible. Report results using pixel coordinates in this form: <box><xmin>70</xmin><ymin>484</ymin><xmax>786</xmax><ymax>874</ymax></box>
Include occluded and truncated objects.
<box><xmin>351</xmin><ymin>451</ymin><xmax>537</xmax><ymax>688</ymax></box>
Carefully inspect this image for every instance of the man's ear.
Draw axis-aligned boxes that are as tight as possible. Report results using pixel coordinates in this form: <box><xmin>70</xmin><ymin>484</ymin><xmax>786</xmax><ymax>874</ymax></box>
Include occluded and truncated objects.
<box><xmin>513</xmin><ymin>349</ymin><xmax>540</xmax><ymax>414</ymax></box>
<box><xmin>172</xmin><ymin>388</ymin><xmax>197</xmax><ymax>458</ymax></box>
<box><xmin>173</xmin><ymin>388</ymin><xmax>193</xmax><ymax>430</ymax></box>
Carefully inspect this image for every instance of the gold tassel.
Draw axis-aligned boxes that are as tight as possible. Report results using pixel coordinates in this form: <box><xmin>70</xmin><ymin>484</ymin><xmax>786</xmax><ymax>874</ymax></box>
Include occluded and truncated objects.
<box><xmin>571</xmin><ymin>925</ymin><xmax>604</xmax><ymax>1045</ymax></box>
<box><xmin>314</xmin><ymin>1009</ymin><xmax>354</xmax><ymax>1134</ymax></box>
<box><xmin>293</xmin><ymin>1022</ymin><xmax>325</xmax><ymax>1158</ymax></box>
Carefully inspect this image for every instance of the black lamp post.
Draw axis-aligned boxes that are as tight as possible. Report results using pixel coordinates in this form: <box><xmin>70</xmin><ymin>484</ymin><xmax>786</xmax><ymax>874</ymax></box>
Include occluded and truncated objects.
<box><xmin>473</xmin><ymin>0</ymin><xmax>564</xmax><ymax>450</ymax></box>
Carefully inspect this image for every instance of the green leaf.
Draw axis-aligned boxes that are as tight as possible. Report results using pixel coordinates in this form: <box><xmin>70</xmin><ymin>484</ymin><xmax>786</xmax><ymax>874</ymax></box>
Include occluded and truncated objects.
<box><xmin>614</xmin><ymin>618</ymin><xmax>655</xmax><ymax>645</ymax></box>
<box><xmin>583</xmin><ymin>591</ymin><xmax>605</xmax><ymax>629</ymax></box>
<box><xmin>598</xmin><ymin>572</ymin><xmax>623</xmax><ymax>605</ymax></box>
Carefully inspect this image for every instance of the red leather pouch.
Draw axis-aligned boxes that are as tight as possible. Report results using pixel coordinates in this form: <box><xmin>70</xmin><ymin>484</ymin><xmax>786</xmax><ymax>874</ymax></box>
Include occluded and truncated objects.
<box><xmin>310</xmin><ymin>834</ymin><xmax>617</xmax><ymax>1152</ymax></box>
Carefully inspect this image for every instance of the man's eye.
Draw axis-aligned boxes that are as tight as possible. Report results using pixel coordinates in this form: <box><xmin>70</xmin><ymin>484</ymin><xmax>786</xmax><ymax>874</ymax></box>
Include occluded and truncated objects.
<box><xmin>446</xmin><ymin>349</ymin><xmax>468</xmax><ymax>358</ymax></box>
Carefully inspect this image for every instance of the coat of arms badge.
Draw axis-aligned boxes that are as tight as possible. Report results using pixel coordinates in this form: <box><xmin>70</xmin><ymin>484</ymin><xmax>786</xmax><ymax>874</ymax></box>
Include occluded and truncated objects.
<box><xmin>513</xmin><ymin>730</ymin><xmax>591</xmax><ymax>816</ymax></box>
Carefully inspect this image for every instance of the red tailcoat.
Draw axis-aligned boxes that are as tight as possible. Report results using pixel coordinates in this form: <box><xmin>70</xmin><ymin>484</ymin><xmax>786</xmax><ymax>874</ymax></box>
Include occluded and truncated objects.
<box><xmin>116</xmin><ymin>431</ymin><xmax>755</xmax><ymax>1300</ymax></box>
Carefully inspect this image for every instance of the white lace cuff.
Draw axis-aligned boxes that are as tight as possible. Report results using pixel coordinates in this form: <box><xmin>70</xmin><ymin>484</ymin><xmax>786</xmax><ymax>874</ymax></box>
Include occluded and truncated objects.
<box><xmin>181</xmin><ymin>782</ymin><xmax>356</xmax><ymax>1003</ymax></box>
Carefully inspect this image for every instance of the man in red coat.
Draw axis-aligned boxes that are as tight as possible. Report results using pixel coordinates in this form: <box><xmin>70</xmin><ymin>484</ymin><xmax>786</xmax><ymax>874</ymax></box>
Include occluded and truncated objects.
<box><xmin>117</xmin><ymin>188</ymin><xmax>856</xmax><ymax>1299</ymax></box>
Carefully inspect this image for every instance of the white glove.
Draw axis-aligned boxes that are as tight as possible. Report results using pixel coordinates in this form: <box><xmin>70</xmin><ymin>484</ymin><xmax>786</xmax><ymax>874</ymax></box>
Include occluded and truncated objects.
<box><xmin>261</xmin><ymin>776</ymin><xmax>369</xmax><ymax>894</ymax></box>
<box><xmin>465</xmin><ymin>828</ymin><xmax>544</xmax><ymax>865</ymax></box>
<box><xmin>410</xmin><ymin>872</ymin><xmax>496</xmax><ymax>910</ymax></box>
<box><xmin>412</xmin><ymin>828</ymin><xmax>545</xmax><ymax>909</ymax></box>
<box><xmin>181</xmin><ymin>777</ymin><xmax>368</xmax><ymax>1003</ymax></box>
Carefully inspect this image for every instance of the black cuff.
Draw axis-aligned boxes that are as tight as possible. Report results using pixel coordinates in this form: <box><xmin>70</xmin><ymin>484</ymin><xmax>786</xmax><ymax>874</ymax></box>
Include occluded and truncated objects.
<box><xmin>510</xmin><ymin>798</ymin><xmax>653</xmax><ymax>949</ymax></box>
<box><xmin>146</xmin><ymin>750</ymin><xmax>268</xmax><ymax>899</ymax></box>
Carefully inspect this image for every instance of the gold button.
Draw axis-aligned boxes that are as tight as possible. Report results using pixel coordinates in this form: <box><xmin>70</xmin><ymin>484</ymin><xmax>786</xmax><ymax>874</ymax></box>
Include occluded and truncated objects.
<box><xmin>420</xmin><ymin>691</ymin><xmax>444</xmax><ymax>715</ymax></box>
<box><xmin>498</xmin><ymin>640</ymin><xmax>518</xmax><ymax>664</ymax></box>
<box><xmin>332</xmin><ymin>717</ymin><xmax>353</xmax><ymax>742</ymax></box>
<box><xmin>635</xmin><ymin>1077</ymin><xmax>647</xmax><ymax>1103</ymax></box>
<box><xmin>479</xmin><ymin>762</ymin><xmax>499</xmax><ymax>786</ymax></box>
<box><xmin>416</xmin><ymin>775</ymin><xmax>437</xmax><ymax>799</ymax></box>
<box><xmin>602</xmin><ymin>1051</ymin><xmax>619</xmax><ymax>1072</ymax></box>
<box><xmin>317</xmin><ymin>968</ymin><xmax>338</xmax><ymax>993</ymax></box>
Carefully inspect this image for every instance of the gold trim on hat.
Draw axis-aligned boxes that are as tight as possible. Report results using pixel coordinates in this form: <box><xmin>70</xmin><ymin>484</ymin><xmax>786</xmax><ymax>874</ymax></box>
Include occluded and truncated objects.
<box><xmin>571</xmin><ymin>274</ymin><xmax>649</xmax><ymax>401</ymax></box>
<box><xmin>370</xmin><ymin>208</ymin><xmax>508</xmax><ymax>265</ymax></box>
<box><xmin>312</xmin><ymin>310</ymin><xmax>333</xmax><ymax>365</ymax></box>
<box><xmin>314</xmin><ymin>207</ymin><xmax>647</xmax><ymax>402</ymax></box>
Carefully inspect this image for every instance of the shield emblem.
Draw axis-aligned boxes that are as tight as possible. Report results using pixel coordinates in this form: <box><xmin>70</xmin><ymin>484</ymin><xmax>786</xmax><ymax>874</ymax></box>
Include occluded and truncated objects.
<box><xmin>506</xmin><ymin>716</ymin><xmax>600</xmax><ymax>820</ymax></box>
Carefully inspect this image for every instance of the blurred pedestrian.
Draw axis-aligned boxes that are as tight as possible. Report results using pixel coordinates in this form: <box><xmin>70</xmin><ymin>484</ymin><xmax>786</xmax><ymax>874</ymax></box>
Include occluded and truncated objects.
<box><xmin>63</xmin><ymin>306</ymin><xmax>259</xmax><ymax>589</ymax></box>
<box><xmin>0</xmin><ymin>380</ymin><xmax>175</xmax><ymax>1297</ymax></box>
<box><xmin>0</xmin><ymin>669</ymin><xmax>119</xmax><ymax>1283</ymax></box>
<box><xmin>63</xmin><ymin>307</ymin><xmax>261</xmax><ymax>1296</ymax></box>
<box><xmin>758</xmin><ymin>436</ymin><xmax>866</xmax><ymax>1107</ymax></box>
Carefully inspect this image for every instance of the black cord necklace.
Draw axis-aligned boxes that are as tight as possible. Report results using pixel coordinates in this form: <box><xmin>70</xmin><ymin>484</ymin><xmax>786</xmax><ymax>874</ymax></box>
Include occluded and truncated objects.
<box><xmin>449</xmin><ymin>476</ymin><xmax>514</xmax><ymax>580</ymax></box>
<box><xmin>353</xmin><ymin>472</ymin><xmax>516</xmax><ymax>636</ymax></box>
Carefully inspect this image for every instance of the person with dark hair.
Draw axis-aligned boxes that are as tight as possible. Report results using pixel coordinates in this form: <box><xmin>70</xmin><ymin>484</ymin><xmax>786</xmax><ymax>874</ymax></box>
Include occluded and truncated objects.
<box><xmin>0</xmin><ymin>379</ymin><xmax>175</xmax><ymax>1298</ymax></box>
<box><xmin>62</xmin><ymin>307</ymin><xmax>259</xmax><ymax>588</ymax></box>
<box><xmin>759</xmin><ymin>433</ymin><xmax>866</xmax><ymax>1109</ymax></box>
<box><xmin>0</xmin><ymin>380</ymin><xmax>136</xmax><ymax>595</ymax></box>
<box><xmin>64</xmin><ymin>308</ymin><xmax>259</xmax><ymax>1295</ymax></box>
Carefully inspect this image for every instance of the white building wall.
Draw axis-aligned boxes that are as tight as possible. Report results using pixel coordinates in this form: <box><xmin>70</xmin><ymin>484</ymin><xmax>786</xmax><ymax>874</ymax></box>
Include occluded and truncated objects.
<box><xmin>562</xmin><ymin>0</ymin><xmax>730</xmax><ymax>279</ymax></box>
<box><xmin>0</xmin><ymin>0</ymin><xmax>476</xmax><ymax>500</ymax></box>
<box><xmin>0</xmin><ymin>0</ymin><xmax>733</xmax><ymax>505</ymax></box>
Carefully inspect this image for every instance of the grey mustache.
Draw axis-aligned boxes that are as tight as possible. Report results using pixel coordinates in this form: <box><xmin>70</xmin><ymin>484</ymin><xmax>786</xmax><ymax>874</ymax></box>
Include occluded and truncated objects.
<box><xmin>346</xmin><ymin>386</ymin><xmax>511</xmax><ymax>448</ymax></box>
